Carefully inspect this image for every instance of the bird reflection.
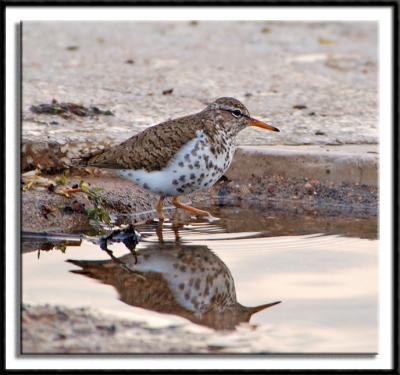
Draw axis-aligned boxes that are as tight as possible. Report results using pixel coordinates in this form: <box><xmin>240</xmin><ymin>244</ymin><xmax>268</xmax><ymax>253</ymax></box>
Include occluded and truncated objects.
<box><xmin>68</xmin><ymin>241</ymin><xmax>280</xmax><ymax>330</ymax></box>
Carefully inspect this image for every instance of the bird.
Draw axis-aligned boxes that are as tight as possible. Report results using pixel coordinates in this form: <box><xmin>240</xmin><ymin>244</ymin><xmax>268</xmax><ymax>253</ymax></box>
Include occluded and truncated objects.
<box><xmin>86</xmin><ymin>97</ymin><xmax>279</xmax><ymax>219</ymax></box>
<box><xmin>68</xmin><ymin>242</ymin><xmax>281</xmax><ymax>330</ymax></box>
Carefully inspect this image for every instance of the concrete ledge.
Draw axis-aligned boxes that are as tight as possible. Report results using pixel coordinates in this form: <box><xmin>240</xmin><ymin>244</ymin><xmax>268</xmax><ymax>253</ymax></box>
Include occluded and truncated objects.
<box><xmin>21</xmin><ymin>141</ymin><xmax>378</xmax><ymax>187</ymax></box>
<box><xmin>226</xmin><ymin>145</ymin><xmax>378</xmax><ymax>186</ymax></box>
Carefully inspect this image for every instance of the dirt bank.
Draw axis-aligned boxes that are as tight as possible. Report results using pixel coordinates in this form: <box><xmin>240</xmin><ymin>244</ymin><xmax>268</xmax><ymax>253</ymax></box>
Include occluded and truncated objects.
<box><xmin>22</xmin><ymin>168</ymin><xmax>377</xmax><ymax>235</ymax></box>
<box><xmin>22</xmin><ymin>304</ymin><xmax>213</xmax><ymax>354</ymax></box>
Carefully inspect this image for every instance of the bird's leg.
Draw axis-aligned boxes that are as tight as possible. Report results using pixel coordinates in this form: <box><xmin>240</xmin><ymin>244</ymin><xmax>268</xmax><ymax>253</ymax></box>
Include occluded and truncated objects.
<box><xmin>155</xmin><ymin>217</ymin><xmax>165</xmax><ymax>243</ymax></box>
<box><xmin>155</xmin><ymin>197</ymin><xmax>166</xmax><ymax>242</ymax></box>
<box><xmin>155</xmin><ymin>197</ymin><xmax>165</xmax><ymax>220</ymax></box>
<box><xmin>172</xmin><ymin>196</ymin><xmax>211</xmax><ymax>217</ymax></box>
<box><xmin>172</xmin><ymin>221</ymin><xmax>184</xmax><ymax>242</ymax></box>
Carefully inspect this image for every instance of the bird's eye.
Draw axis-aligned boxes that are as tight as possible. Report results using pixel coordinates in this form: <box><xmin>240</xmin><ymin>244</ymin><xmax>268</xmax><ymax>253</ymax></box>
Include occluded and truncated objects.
<box><xmin>232</xmin><ymin>109</ymin><xmax>242</xmax><ymax>118</ymax></box>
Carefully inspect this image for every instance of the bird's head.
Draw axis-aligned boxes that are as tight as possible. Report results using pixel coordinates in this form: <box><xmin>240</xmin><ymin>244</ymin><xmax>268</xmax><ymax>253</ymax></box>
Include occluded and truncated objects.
<box><xmin>206</xmin><ymin>97</ymin><xmax>280</xmax><ymax>135</ymax></box>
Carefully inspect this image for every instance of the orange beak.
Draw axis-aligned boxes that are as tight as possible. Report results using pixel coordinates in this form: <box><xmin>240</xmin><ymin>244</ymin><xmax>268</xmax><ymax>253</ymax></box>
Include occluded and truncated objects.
<box><xmin>248</xmin><ymin>117</ymin><xmax>280</xmax><ymax>132</ymax></box>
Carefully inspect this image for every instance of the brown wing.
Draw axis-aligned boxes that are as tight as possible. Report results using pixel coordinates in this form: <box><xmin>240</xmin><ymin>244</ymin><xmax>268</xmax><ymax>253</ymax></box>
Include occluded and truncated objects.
<box><xmin>88</xmin><ymin>114</ymin><xmax>204</xmax><ymax>172</ymax></box>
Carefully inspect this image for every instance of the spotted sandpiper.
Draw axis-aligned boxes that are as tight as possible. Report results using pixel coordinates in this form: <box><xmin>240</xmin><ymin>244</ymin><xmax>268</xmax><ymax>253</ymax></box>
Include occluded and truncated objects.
<box><xmin>87</xmin><ymin>97</ymin><xmax>279</xmax><ymax>219</ymax></box>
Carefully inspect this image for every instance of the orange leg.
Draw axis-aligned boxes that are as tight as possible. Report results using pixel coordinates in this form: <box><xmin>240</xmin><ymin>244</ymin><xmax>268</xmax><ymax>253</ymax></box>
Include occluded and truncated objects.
<box><xmin>155</xmin><ymin>197</ymin><xmax>165</xmax><ymax>219</ymax></box>
<box><xmin>172</xmin><ymin>196</ymin><xmax>211</xmax><ymax>217</ymax></box>
<box><xmin>155</xmin><ymin>218</ymin><xmax>165</xmax><ymax>243</ymax></box>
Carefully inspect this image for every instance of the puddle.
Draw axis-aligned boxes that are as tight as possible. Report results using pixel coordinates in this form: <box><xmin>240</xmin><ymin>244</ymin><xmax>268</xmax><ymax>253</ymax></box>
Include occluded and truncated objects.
<box><xmin>22</xmin><ymin>207</ymin><xmax>378</xmax><ymax>353</ymax></box>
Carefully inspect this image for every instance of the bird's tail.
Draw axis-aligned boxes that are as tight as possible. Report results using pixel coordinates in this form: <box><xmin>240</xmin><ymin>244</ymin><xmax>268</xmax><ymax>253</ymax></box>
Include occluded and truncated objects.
<box><xmin>70</xmin><ymin>148</ymin><xmax>106</xmax><ymax>167</ymax></box>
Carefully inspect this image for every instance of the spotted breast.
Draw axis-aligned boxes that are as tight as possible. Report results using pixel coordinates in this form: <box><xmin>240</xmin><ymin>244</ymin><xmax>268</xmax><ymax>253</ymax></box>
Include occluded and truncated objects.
<box><xmin>118</xmin><ymin>130</ymin><xmax>235</xmax><ymax>197</ymax></box>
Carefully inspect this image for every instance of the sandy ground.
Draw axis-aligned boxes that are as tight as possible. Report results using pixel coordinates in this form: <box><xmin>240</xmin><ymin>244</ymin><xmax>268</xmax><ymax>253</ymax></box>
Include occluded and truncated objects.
<box><xmin>22</xmin><ymin>21</ymin><xmax>377</xmax><ymax>171</ymax></box>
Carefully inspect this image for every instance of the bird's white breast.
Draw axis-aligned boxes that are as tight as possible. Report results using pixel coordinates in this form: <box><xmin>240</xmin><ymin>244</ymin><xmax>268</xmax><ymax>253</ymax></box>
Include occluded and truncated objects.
<box><xmin>118</xmin><ymin>130</ymin><xmax>235</xmax><ymax>196</ymax></box>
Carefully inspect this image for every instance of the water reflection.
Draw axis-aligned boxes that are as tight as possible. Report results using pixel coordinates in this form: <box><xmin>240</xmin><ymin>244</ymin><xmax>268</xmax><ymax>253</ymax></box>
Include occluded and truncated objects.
<box><xmin>68</xmin><ymin>240</ymin><xmax>280</xmax><ymax>330</ymax></box>
<box><xmin>21</xmin><ymin>232</ymin><xmax>82</xmax><ymax>255</ymax></box>
<box><xmin>21</xmin><ymin>208</ymin><xmax>378</xmax><ymax>352</ymax></box>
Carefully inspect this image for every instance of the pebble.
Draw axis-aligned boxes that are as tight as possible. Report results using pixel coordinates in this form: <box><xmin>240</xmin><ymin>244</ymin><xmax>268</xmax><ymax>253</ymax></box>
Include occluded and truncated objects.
<box><xmin>304</xmin><ymin>182</ymin><xmax>314</xmax><ymax>195</ymax></box>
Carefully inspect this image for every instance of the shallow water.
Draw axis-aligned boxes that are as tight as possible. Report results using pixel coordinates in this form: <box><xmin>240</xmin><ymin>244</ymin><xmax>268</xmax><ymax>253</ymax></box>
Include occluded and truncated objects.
<box><xmin>22</xmin><ymin>207</ymin><xmax>378</xmax><ymax>353</ymax></box>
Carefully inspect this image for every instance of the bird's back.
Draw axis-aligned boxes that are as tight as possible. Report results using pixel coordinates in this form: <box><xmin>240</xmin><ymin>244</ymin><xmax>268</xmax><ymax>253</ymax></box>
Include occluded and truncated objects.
<box><xmin>87</xmin><ymin>113</ymin><xmax>209</xmax><ymax>172</ymax></box>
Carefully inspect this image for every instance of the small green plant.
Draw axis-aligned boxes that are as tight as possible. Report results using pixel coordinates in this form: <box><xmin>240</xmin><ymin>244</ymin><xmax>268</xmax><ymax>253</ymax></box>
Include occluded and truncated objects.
<box><xmin>79</xmin><ymin>180</ymin><xmax>111</xmax><ymax>225</ymax></box>
<box><xmin>54</xmin><ymin>174</ymin><xmax>67</xmax><ymax>186</ymax></box>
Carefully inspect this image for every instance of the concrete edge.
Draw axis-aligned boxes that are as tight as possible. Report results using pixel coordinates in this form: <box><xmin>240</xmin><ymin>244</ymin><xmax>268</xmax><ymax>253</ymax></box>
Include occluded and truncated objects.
<box><xmin>226</xmin><ymin>146</ymin><xmax>378</xmax><ymax>187</ymax></box>
<box><xmin>21</xmin><ymin>142</ymin><xmax>379</xmax><ymax>187</ymax></box>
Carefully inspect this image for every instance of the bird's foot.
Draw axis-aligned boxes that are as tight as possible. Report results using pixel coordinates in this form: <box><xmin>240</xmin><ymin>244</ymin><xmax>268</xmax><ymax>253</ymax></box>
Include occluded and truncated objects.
<box><xmin>171</xmin><ymin>196</ymin><xmax>214</xmax><ymax>219</ymax></box>
<box><xmin>205</xmin><ymin>213</ymin><xmax>220</xmax><ymax>223</ymax></box>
